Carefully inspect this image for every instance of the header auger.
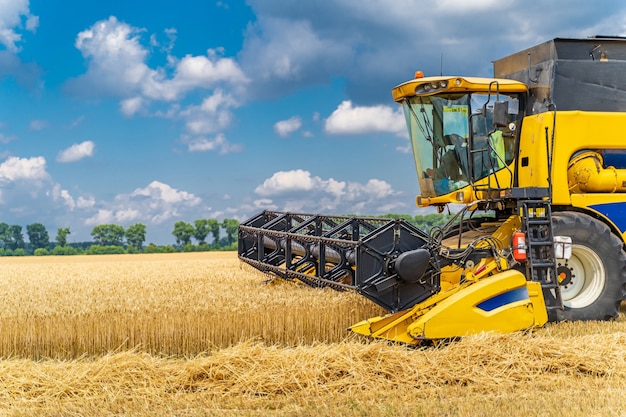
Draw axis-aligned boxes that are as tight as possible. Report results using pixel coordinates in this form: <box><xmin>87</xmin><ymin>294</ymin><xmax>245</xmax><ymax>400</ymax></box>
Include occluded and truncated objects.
<box><xmin>239</xmin><ymin>37</ymin><xmax>626</xmax><ymax>344</ymax></box>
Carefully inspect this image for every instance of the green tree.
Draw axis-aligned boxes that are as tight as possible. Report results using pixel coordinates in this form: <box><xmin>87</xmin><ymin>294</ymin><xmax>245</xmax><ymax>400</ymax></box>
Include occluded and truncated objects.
<box><xmin>56</xmin><ymin>227</ymin><xmax>71</xmax><ymax>247</ymax></box>
<box><xmin>172</xmin><ymin>221</ymin><xmax>194</xmax><ymax>246</ymax></box>
<box><xmin>412</xmin><ymin>213</ymin><xmax>453</xmax><ymax>232</ymax></box>
<box><xmin>26</xmin><ymin>223</ymin><xmax>50</xmax><ymax>250</ymax></box>
<box><xmin>125</xmin><ymin>223</ymin><xmax>147</xmax><ymax>250</ymax></box>
<box><xmin>193</xmin><ymin>219</ymin><xmax>210</xmax><ymax>244</ymax></box>
<box><xmin>91</xmin><ymin>224</ymin><xmax>125</xmax><ymax>246</ymax></box>
<box><xmin>221</xmin><ymin>218</ymin><xmax>239</xmax><ymax>246</ymax></box>
<box><xmin>208</xmin><ymin>218</ymin><xmax>220</xmax><ymax>245</ymax></box>
<box><xmin>6</xmin><ymin>225</ymin><xmax>24</xmax><ymax>251</ymax></box>
<box><xmin>0</xmin><ymin>222</ymin><xmax>10</xmax><ymax>248</ymax></box>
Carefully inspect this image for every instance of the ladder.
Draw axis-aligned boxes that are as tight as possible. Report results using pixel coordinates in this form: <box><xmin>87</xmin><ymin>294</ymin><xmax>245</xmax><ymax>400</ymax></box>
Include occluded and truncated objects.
<box><xmin>520</xmin><ymin>200</ymin><xmax>563</xmax><ymax>311</ymax></box>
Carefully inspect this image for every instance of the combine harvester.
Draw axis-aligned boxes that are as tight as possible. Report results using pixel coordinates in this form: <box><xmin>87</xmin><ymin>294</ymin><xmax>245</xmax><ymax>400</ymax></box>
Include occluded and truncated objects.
<box><xmin>239</xmin><ymin>37</ymin><xmax>626</xmax><ymax>344</ymax></box>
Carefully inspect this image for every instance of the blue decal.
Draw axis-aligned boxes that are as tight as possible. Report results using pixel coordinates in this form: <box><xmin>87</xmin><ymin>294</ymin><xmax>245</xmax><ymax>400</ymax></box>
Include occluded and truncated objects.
<box><xmin>589</xmin><ymin>202</ymin><xmax>626</xmax><ymax>233</ymax></box>
<box><xmin>476</xmin><ymin>287</ymin><xmax>529</xmax><ymax>312</ymax></box>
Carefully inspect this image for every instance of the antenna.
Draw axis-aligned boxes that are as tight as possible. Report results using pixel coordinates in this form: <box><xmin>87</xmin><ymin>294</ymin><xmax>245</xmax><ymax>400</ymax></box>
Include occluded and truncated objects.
<box><xmin>440</xmin><ymin>53</ymin><xmax>443</xmax><ymax>76</ymax></box>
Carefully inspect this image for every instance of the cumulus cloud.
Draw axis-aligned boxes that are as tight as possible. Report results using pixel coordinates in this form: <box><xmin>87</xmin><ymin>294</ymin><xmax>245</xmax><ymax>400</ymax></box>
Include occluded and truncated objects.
<box><xmin>83</xmin><ymin>180</ymin><xmax>205</xmax><ymax>229</ymax></box>
<box><xmin>325</xmin><ymin>100</ymin><xmax>406</xmax><ymax>136</ymax></box>
<box><xmin>253</xmin><ymin>169</ymin><xmax>403</xmax><ymax>214</ymax></box>
<box><xmin>120</xmin><ymin>97</ymin><xmax>144</xmax><ymax>116</ymax></box>
<box><xmin>65</xmin><ymin>17</ymin><xmax>249</xmax><ymax>152</ymax></box>
<box><xmin>66</xmin><ymin>17</ymin><xmax>247</xmax><ymax>102</ymax></box>
<box><xmin>0</xmin><ymin>0</ymin><xmax>38</xmax><ymax>52</ymax></box>
<box><xmin>57</xmin><ymin>141</ymin><xmax>95</xmax><ymax>163</ymax></box>
<box><xmin>274</xmin><ymin>116</ymin><xmax>302</xmax><ymax>137</ymax></box>
<box><xmin>180</xmin><ymin>90</ymin><xmax>240</xmax><ymax>135</ymax></box>
<box><xmin>49</xmin><ymin>183</ymin><xmax>76</xmax><ymax>209</ymax></box>
<box><xmin>131</xmin><ymin>180</ymin><xmax>201</xmax><ymax>205</ymax></box>
<box><xmin>0</xmin><ymin>2</ymin><xmax>41</xmax><ymax>88</ymax></box>
<box><xmin>85</xmin><ymin>209</ymin><xmax>114</xmax><ymax>226</ymax></box>
<box><xmin>0</xmin><ymin>156</ymin><xmax>48</xmax><ymax>182</ymax></box>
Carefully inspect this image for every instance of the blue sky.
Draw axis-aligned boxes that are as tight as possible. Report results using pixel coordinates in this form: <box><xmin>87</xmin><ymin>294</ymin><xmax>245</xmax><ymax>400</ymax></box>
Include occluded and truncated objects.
<box><xmin>1</xmin><ymin>0</ymin><xmax>625</xmax><ymax>245</ymax></box>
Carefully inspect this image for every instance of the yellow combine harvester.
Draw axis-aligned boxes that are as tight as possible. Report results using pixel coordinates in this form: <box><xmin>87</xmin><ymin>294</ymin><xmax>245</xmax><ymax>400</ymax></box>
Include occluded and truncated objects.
<box><xmin>238</xmin><ymin>37</ymin><xmax>626</xmax><ymax>344</ymax></box>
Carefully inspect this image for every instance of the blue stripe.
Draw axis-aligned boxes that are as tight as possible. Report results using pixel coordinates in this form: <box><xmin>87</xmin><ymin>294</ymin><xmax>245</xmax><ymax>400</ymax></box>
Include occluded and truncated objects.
<box><xmin>589</xmin><ymin>202</ymin><xmax>626</xmax><ymax>233</ymax></box>
<box><xmin>476</xmin><ymin>287</ymin><xmax>529</xmax><ymax>312</ymax></box>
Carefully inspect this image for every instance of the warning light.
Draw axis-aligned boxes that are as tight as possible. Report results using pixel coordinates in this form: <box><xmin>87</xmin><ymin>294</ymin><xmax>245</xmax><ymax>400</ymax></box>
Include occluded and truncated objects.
<box><xmin>414</xmin><ymin>71</ymin><xmax>424</xmax><ymax>79</ymax></box>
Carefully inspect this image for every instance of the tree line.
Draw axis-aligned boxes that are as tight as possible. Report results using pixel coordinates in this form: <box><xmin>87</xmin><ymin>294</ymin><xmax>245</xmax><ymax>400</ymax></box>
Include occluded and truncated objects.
<box><xmin>0</xmin><ymin>213</ymin><xmax>456</xmax><ymax>256</ymax></box>
<box><xmin>0</xmin><ymin>218</ymin><xmax>241</xmax><ymax>256</ymax></box>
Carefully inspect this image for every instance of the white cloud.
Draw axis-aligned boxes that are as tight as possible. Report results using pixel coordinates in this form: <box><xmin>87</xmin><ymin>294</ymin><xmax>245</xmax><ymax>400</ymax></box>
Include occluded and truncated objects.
<box><xmin>0</xmin><ymin>156</ymin><xmax>48</xmax><ymax>182</ymax></box>
<box><xmin>85</xmin><ymin>209</ymin><xmax>114</xmax><ymax>226</ymax></box>
<box><xmin>274</xmin><ymin>116</ymin><xmax>302</xmax><ymax>137</ymax></box>
<box><xmin>67</xmin><ymin>17</ymin><xmax>248</xmax><ymax>103</ymax></box>
<box><xmin>120</xmin><ymin>97</ymin><xmax>144</xmax><ymax>116</ymax></box>
<box><xmin>114</xmin><ymin>208</ymin><xmax>141</xmax><ymax>222</ymax></box>
<box><xmin>180</xmin><ymin>90</ymin><xmax>240</xmax><ymax>134</ymax></box>
<box><xmin>57</xmin><ymin>141</ymin><xmax>95</xmax><ymax>163</ymax></box>
<box><xmin>255</xmin><ymin>169</ymin><xmax>346</xmax><ymax>200</ymax></box>
<box><xmin>70</xmin><ymin>16</ymin><xmax>150</xmax><ymax>97</ymax></box>
<box><xmin>82</xmin><ymin>180</ymin><xmax>205</xmax><ymax>230</ymax></box>
<box><xmin>184</xmin><ymin>133</ymin><xmax>243</xmax><ymax>154</ymax></box>
<box><xmin>253</xmin><ymin>169</ymin><xmax>403</xmax><ymax>215</ymax></box>
<box><xmin>131</xmin><ymin>180</ymin><xmax>201</xmax><ymax>205</ymax></box>
<box><xmin>76</xmin><ymin>195</ymin><xmax>96</xmax><ymax>209</ymax></box>
<box><xmin>325</xmin><ymin>101</ymin><xmax>406</xmax><ymax>136</ymax></box>
<box><xmin>157</xmin><ymin>49</ymin><xmax>248</xmax><ymax>99</ymax></box>
<box><xmin>0</xmin><ymin>0</ymin><xmax>38</xmax><ymax>52</ymax></box>
<box><xmin>49</xmin><ymin>184</ymin><xmax>75</xmax><ymax>209</ymax></box>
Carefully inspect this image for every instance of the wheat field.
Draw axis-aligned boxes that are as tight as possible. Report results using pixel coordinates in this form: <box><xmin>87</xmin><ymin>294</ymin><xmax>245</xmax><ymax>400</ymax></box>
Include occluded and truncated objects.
<box><xmin>1</xmin><ymin>252</ymin><xmax>626</xmax><ymax>416</ymax></box>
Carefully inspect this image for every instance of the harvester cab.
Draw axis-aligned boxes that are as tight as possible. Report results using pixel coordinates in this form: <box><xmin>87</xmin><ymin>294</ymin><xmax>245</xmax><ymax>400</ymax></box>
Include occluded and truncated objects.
<box><xmin>238</xmin><ymin>37</ymin><xmax>626</xmax><ymax>345</ymax></box>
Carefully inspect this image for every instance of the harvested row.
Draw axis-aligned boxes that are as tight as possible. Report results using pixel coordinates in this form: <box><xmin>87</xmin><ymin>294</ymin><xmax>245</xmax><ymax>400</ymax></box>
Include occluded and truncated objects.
<box><xmin>2</xmin><ymin>332</ymin><xmax>626</xmax><ymax>416</ymax></box>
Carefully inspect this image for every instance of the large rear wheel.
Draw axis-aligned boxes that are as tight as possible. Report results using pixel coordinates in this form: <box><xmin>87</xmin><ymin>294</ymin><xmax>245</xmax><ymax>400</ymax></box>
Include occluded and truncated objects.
<box><xmin>551</xmin><ymin>212</ymin><xmax>626</xmax><ymax>321</ymax></box>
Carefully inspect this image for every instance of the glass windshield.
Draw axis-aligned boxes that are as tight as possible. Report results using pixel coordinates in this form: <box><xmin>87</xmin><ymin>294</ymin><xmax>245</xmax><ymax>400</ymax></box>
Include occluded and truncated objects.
<box><xmin>402</xmin><ymin>92</ymin><xmax>520</xmax><ymax>197</ymax></box>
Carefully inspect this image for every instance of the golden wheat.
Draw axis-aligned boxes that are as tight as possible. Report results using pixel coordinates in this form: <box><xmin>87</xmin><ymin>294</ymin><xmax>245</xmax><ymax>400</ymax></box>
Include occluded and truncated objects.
<box><xmin>0</xmin><ymin>252</ymin><xmax>383</xmax><ymax>358</ymax></box>
<box><xmin>1</xmin><ymin>252</ymin><xmax>626</xmax><ymax>416</ymax></box>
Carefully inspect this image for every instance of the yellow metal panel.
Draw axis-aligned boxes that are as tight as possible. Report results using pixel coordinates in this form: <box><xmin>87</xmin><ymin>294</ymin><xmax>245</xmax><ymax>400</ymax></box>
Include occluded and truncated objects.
<box><xmin>392</xmin><ymin>76</ymin><xmax>527</xmax><ymax>101</ymax></box>
<box><xmin>407</xmin><ymin>270</ymin><xmax>546</xmax><ymax>340</ymax></box>
<box><xmin>350</xmin><ymin>268</ymin><xmax>548</xmax><ymax>344</ymax></box>
<box><xmin>518</xmin><ymin>111</ymin><xmax>626</xmax><ymax>205</ymax></box>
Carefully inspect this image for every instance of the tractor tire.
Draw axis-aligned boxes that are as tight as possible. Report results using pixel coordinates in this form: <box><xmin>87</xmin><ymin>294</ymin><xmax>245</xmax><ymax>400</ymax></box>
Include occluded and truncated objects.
<box><xmin>549</xmin><ymin>212</ymin><xmax>626</xmax><ymax>321</ymax></box>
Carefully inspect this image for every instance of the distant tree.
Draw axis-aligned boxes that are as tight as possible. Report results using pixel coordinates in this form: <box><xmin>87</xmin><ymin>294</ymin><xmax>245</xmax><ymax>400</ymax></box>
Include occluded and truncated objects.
<box><xmin>172</xmin><ymin>221</ymin><xmax>194</xmax><ymax>246</ymax></box>
<box><xmin>0</xmin><ymin>222</ymin><xmax>10</xmax><ymax>248</ymax></box>
<box><xmin>6</xmin><ymin>225</ymin><xmax>24</xmax><ymax>251</ymax></box>
<box><xmin>221</xmin><ymin>218</ymin><xmax>239</xmax><ymax>246</ymax></box>
<box><xmin>91</xmin><ymin>224</ymin><xmax>125</xmax><ymax>246</ymax></box>
<box><xmin>52</xmin><ymin>245</ymin><xmax>79</xmax><ymax>256</ymax></box>
<box><xmin>208</xmin><ymin>218</ymin><xmax>220</xmax><ymax>245</ymax></box>
<box><xmin>85</xmin><ymin>244</ymin><xmax>126</xmax><ymax>255</ymax></box>
<box><xmin>26</xmin><ymin>223</ymin><xmax>50</xmax><ymax>250</ymax></box>
<box><xmin>56</xmin><ymin>227</ymin><xmax>71</xmax><ymax>247</ymax></box>
<box><xmin>193</xmin><ymin>219</ymin><xmax>210</xmax><ymax>244</ymax></box>
<box><xmin>125</xmin><ymin>223</ymin><xmax>147</xmax><ymax>250</ymax></box>
<box><xmin>412</xmin><ymin>213</ymin><xmax>453</xmax><ymax>232</ymax></box>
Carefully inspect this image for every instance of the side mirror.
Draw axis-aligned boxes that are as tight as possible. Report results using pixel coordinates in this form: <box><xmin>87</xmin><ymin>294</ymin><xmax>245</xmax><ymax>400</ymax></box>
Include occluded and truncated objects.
<box><xmin>493</xmin><ymin>100</ymin><xmax>508</xmax><ymax>127</ymax></box>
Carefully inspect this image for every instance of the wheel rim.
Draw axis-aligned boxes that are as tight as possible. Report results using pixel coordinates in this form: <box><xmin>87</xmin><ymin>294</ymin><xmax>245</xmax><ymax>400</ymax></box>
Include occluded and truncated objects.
<box><xmin>556</xmin><ymin>244</ymin><xmax>606</xmax><ymax>308</ymax></box>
